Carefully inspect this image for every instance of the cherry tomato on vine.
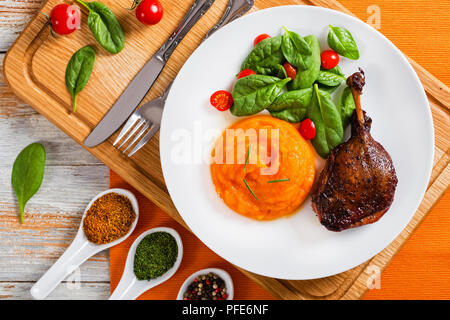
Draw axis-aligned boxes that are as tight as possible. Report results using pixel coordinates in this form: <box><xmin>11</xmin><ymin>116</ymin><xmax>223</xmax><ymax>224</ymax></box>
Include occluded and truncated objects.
<box><xmin>135</xmin><ymin>0</ymin><xmax>163</xmax><ymax>25</ymax></box>
<box><xmin>210</xmin><ymin>90</ymin><xmax>234</xmax><ymax>111</ymax></box>
<box><xmin>282</xmin><ymin>62</ymin><xmax>297</xmax><ymax>79</ymax></box>
<box><xmin>253</xmin><ymin>34</ymin><xmax>271</xmax><ymax>47</ymax></box>
<box><xmin>237</xmin><ymin>69</ymin><xmax>256</xmax><ymax>79</ymax></box>
<box><xmin>299</xmin><ymin>118</ymin><xmax>316</xmax><ymax>140</ymax></box>
<box><xmin>320</xmin><ymin>49</ymin><xmax>339</xmax><ymax>69</ymax></box>
<box><xmin>49</xmin><ymin>4</ymin><xmax>81</xmax><ymax>35</ymax></box>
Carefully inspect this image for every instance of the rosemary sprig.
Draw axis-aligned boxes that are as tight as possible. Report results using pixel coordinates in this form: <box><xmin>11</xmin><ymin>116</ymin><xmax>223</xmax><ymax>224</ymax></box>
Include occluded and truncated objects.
<box><xmin>244</xmin><ymin>144</ymin><xmax>251</xmax><ymax>171</ymax></box>
<box><xmin>268</xmin><ymin>178</ymin><xmax>290</xmax><ymax>183</ymax></box>
<box><xmin>243</xmin><ymin>178</ymin><xmax>258</xmax><ymax>200</ymax></box>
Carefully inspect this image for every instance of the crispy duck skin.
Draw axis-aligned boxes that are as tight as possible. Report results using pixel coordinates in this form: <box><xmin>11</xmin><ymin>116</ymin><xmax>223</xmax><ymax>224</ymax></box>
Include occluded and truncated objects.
<box><xmin>311</xmin><ymin>69</ymin><xmax>398</xmax><ymax>232</ymax></box>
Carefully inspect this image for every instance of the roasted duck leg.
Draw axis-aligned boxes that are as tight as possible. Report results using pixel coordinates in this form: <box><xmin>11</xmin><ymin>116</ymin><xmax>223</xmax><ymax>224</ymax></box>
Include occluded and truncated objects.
<box><xmin>311</xmin><ymin>69</ymin><xmax>398</xmax><ymax>232</ymax></box>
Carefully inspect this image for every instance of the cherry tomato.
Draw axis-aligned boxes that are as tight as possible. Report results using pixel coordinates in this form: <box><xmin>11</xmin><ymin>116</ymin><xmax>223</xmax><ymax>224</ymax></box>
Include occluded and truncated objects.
<box><xmin>299</xmin><ymin>118</ymin><xmax>316</xmax><ymax>140</ymax></box>
<box><xmin>237</xmin><ymin>69</ymin><xmax>256</xmax><ymax>79</ymax></box>
<box><xmin>50</xmin><ymin>4</ymin><xmax>80</xmax><ymax>35</ymax></box>
<box><xmin>321</xmin><ymin>49</ymin><xmax>340</xmax><ymax>69</ymax></box>
<box><xmin>210</xmin><ymin>90</ymin><xmax>234</xmax><ymax>111</ymax></box>
<box><xmin>136</xmin><ymin>0</ymin><xmax>163</xmax><ymax>25</ymax></box>
<box><xmin>253</xmin><ymin>34</ymin><xmax>271</xmax><ymax>47</ymax></box>
<box><xmin>282</xmin><ymin>62</ymin><xmax>297</xmax><ymax>79</ymax></box>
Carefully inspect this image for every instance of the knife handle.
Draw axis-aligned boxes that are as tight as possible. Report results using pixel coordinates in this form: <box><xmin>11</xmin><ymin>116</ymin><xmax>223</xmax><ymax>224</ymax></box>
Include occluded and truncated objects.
<box><xmin>157</xmin><ymin>0</ymin><xmax>215</xmax><ymax>62</ymax></box>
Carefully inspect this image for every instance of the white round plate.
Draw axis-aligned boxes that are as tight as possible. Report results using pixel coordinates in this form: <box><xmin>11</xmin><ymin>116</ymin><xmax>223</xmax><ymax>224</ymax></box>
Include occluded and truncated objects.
<box><xmin>160</xmin><ymin>6</ymin><xmax>434</xmax><ymax>279</ymax></box>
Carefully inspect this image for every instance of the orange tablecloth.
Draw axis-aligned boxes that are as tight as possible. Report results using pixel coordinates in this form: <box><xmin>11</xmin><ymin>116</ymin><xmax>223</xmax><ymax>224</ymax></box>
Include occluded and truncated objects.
<box><xmin>110</xmin><ymin>0</ymin><xmax>450</xmax><ymax>300</ymax></box>
<box><xmin>339</xmin><ymin>0</ymin><xmax>450</xmax><ymax>300</ymax></box>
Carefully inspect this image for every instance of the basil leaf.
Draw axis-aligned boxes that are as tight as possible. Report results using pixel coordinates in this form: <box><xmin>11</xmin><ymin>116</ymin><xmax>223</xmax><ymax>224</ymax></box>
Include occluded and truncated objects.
<box><xmin>281</xmin><ymin>27</ymin><xmax>311</xmax><ymax>70</ymax></box>
<box><xmin>11</xmin><ymin>143</ymin><xmax>46</xmax><ymax>223</ymax></box>
<box><xmin>307</xmin><ymin>84</ymin><xmax>344</xmax><ymax>158</ymax></box>
<box><xmin>65</xmin><ymin>45</ymin><xmax>96</xmax><ymax>112</ymax></box>
<box><xmin>327</xmin><ymin>25</ymin><xmax>359</xmax><ymax>60</ymax></box>
<box><xmin>77</xmin><ymin>0</ymin><xmax>125</xmax><ymax>54</ymax></box>
<box><xmin>231</xmin><ymin>75</ymin><xmax>291</xmax><ymax>116</ymax></box>
<box><xmin>289</xmin><ymin>35</ymin><xmax>321</xmax><ymax>90</ymax></box>
<box><xmin>316</xmin><ymin>69</ymin><xmax>346</xmax><ymax>87</ymax></box>
<box><xmin>241</xmin><ymin>36</ymin><xmax>285</xmax><ymax>76</ymax></box>
<box><xmin>268</xmin><ymin>88</ymin><xmax>313</xmax><ymax>112</ymax></box>
<box><xmin>338</xmin><ymin>86</ymin><xmax>356</xmax><ymax>129</ymax></box>
<box><xmin>268</xmin><ymin>88</ymin><xmax>312</xmax><ymax>123</ymax></box>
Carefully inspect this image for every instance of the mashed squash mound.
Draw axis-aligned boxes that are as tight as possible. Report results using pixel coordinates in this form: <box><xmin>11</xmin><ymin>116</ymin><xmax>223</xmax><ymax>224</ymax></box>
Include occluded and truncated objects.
<box><xmin>211</xmin><ymin>115</ymin><xmax>315</xmax><ymax>220</ymax></box>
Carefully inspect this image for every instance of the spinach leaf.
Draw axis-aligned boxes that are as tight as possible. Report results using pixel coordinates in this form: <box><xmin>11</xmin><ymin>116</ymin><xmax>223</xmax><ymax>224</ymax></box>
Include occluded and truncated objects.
<box><xmin>231</xmin><ymin>75</ymin><xmax>291</xmax><ymax>116</ymax></box>
<box><xmin>325</xmin><ymin>65</ymin><xmax>345</xmax><ymax>76</ymax></box>
<box><xmin>315</xmin><ymin>66</ymin><xmax>345</xmax><ymax>94</ymax></box>
<box><xmin>307</xmin><ymin>84</ymin><xmax>344</xmax><ymax>158</ymax></box>
<box><xmin>289</xmin><ymin>35</ymin><xmax>321</xmax><ymax>90</ymax></box>
<box><xmin>338</xmin><ymin>86</ymin><xmax>356</xmax><ymax>128</ymax></box>
<box><xmin>281</xmin><ymin>27</ymin><xmax>311</xmax><ymax>70</ymax></box>
<box><xmin>273</xmin><ymin>64</ymin><xmax>287</xmax><ymax>79</ymax></box>
<box><xmin>316</xmin><ymin>69</ymin><xmax>346</xmax><ymax>87</ymax></box>
<box><xmin>268</xmin><ymin>88</ymin><xmax>312</xmax><ymax>123</ymax></box>
<box><xmin>11</xmin><ymin>143</ymin><xmax>46</xmax><ymax>224</ymax></box>
<box><xmin>327</xmin><ymin>25</ymin><xmax>359</xmax><ymax>60</ymax></box>
<box><xmin>65</xmin><ymin>45</ymin><xmax>96</xmax><ymax>112</ymax></box>
<box><xmin>317</xmin><ymin>83</ymin><xmax>340</xmax><ymax>94</ymax></box>
<box><xmin>241</xmin><ymin>36</ymin><xmax>284</xmax><ymax>76</ymax></box>
<box><xmin>270</xmin><ymin>107</ymin><xmax>307</xmax><ymax>123</ymax></box>
<box><xmin>268</xmin><ymin>88</ymin><xmax>313</xmax><ymax>112</ymax></box>
<box><xmin>77</xmin><ymin>0</ymin><xmax>125</xmax><ymax>54</ymax></box>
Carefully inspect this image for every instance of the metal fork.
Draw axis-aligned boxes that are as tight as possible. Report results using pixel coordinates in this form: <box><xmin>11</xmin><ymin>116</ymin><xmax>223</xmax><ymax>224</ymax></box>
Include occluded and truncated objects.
<box><xmin>113</xmin><ymin>0</ymin><xmax>254</xmax><ymax>157</ymax></box>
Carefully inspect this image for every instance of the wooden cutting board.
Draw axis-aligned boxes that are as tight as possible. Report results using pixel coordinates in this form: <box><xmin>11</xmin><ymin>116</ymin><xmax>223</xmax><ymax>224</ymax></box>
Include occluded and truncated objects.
<box><xmin>3</xmin><ymin>0</ymin><xmax>449</xmax><ymax>299</ymax></box>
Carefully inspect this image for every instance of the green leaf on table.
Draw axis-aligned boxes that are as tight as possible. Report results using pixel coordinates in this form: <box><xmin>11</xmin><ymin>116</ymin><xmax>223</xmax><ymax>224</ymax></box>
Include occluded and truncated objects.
<box><xmin>11</xmin><ymin>143</ymin><xmax>46</xmax><ymax>224</ymax></box>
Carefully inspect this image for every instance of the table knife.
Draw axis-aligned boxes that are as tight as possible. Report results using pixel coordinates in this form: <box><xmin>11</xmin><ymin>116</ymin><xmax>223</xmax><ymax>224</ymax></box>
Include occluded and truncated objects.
<box><xmin>84</xmin><ymin>0</ymin><xmax>215</xmax><ymax>148</ymax></box>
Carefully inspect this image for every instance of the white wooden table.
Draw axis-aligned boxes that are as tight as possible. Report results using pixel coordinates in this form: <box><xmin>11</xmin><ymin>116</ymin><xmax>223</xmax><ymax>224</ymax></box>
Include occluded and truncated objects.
<box><xmin>0</xmin><ymin>0</ymin><xmax>110</xmax><ymax>299</ymax></box>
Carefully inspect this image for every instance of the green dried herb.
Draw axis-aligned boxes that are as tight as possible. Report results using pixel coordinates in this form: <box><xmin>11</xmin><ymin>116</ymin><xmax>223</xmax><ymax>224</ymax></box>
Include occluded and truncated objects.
<box><xmin>133</xmin><ymin>232</ymin><xmax>178</xmax><ymax>280</ymax></box>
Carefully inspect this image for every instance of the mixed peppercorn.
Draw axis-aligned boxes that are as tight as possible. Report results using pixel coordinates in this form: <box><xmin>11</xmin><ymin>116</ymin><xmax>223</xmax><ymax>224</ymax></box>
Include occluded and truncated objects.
<box><xmin>183</xmin><ymin>272</ymin><xmax>228</xmax><ymax>300</ymax></box>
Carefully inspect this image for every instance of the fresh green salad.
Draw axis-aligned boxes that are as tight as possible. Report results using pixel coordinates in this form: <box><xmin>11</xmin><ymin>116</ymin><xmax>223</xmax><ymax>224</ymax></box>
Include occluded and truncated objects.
<box><xmin>209</xmin><ymin>25</ymin><xmax>360</xmax><ymax>158</ymax></box>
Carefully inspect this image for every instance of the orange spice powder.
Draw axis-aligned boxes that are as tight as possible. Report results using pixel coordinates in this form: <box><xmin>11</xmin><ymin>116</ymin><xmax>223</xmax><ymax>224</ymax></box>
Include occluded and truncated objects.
<box><xmin>83</xmin><ymin>193</ymin><xmax>136</xmax><ymax>244</ymax></box>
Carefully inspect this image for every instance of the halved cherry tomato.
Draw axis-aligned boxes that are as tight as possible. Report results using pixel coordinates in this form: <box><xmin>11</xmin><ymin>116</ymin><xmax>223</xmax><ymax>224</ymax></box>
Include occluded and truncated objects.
<box><xmin>135</xmin><ymin>0</ymin><xmax>163</xmax><ymax>25</ymax></box>
<box><xmin>210</xmin><ymin>90</ymin><xmax>233</xmax><ymax>111</ymax></box>
<box><xmin>253</xmin><ymin>34</ymin><xmax>271</xmax><ymax>47</ymax></box>
<box><xmin>50</xmin><ymin>4</ymin><xmax>80</xmax><ymax>35</ymax></box>
<box><xmin>321</xmin><ymin>49</ymin><xmax>339</xmax><ymax>69</ymax></box>
<box><xmin>299</xmin><ymin>118</ymin><xmax>316</xmax><ymax>140</ymax></box>
<box><xmin>282</xmin><ymin>62</ymin><xmax>297</xmax><ymax>79</ymax></box>
<box><xmin>237</xmin><ymin>69</ymin><xmax>256</xmax><ymax>79</ymax></box>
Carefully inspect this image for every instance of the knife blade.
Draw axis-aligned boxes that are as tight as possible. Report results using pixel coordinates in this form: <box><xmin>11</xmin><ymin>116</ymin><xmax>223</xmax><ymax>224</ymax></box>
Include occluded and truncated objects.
<box><xmin>84</xmin><ymin>0</ymin><xmax>215</xmax><ymax>148</ymax></box>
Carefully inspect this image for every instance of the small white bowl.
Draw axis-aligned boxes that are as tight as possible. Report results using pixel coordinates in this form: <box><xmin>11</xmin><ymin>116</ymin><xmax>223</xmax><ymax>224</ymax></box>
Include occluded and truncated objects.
<box><xmin>110</xmin><ymin>227</ymin><xmax>183</xmax><ymax>300</ymax></box>
<box><xmin>177</xmin><ymin>268</ymin><xmax>234</xmax><ymax>300</ymax></box>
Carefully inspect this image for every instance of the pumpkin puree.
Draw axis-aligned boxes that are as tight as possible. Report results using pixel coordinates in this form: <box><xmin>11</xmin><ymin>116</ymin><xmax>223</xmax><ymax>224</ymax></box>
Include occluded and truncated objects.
<box><xmin>211</xmin><ymin>115</ymin><xmax>315</xmax><ymax>220</ymax></box>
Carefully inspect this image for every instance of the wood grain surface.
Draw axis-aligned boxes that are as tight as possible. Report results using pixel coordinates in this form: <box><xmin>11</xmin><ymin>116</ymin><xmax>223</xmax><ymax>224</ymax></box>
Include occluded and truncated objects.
<box><xmin>0</xmin><ymin>53</ymin><xmax>109</xmax><ymax>299</ymax></box>
<box><xmin>1</xmin><ymin>0</ymin><xmax>449</xmax><ymax>300</ymax></box>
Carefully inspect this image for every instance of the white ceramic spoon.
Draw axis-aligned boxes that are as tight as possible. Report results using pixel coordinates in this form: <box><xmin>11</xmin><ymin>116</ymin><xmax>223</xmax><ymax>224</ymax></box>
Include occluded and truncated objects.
<box><xmin>176</xmin><ymin>268</ymin><xmax>234</xmax><ymax>300</ymax></box>
<box><xmin>30</xmin><ymin>188</ymin><xmax>139</xmax><ymax>300</ymax></box>
<box><xmin>109</xmin><ymin>227</ymin><xmax>183</xmax><ymax>300</ymax></box>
